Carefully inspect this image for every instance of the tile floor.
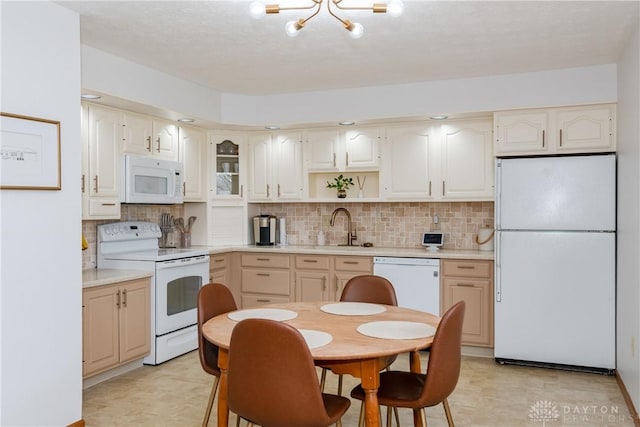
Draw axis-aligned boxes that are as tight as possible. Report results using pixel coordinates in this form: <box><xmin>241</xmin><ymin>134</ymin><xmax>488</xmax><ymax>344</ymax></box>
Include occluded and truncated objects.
<box><xmin>83</xmin><ymin>351</ymin><xmax>635</xmax><ymax>427</ymax></box>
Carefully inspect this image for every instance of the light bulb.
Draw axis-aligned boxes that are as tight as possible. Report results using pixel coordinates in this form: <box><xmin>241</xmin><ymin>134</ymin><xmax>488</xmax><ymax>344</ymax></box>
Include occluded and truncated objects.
<box><xmin>348</xmin><ymin>22</ymin><xmax>364</xmax><ymax>39</ymax></box>
<box><xmin>249</xmin><ymin>1</ymin><xmax>266</xmax><ymax>18</ymax></box>
<box><xmin>387</xmin><ymin>0</ymin><xmax>404</xmax><ymax>17</ymax></box>
<box><xmin>285</xmin><ymin>20</ymin><xmax>302</xmax><ymax>37</ymax></box>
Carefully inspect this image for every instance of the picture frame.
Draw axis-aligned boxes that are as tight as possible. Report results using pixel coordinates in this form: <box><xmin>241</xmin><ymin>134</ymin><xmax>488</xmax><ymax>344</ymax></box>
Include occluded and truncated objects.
<box><xmin>1</xmin><ymin>112</ymin><xmax>61</xmax><ymax>190</ymax></box>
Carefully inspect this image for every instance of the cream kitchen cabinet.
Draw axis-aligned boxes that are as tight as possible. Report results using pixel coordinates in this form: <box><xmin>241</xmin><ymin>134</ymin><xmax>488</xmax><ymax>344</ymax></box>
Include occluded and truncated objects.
<box><xmin>209</xmin><ymin>253</ymin><xmax>230</xmax><ymax>285</ymax></box>
<box><xmin>494</xmin><ymin>104</ymin><xmax>616</xmax><ymax>156</ymax></box>
<box><xmin>333</xmin><ymin>256</ymin><xmax>372</xmax><ymax>300</ymax></box>
<box><xmin>382</xmin><ymin>125</ymin><xmax>434</xmax><ymax>199</ymax></box>
<box><xmin>294</xmin><ymin>255</ymin><xmax>331</xmax><ymax>302</ymax></box>
<box><xmin>248</xmin><ymin>132</ymin><xmax>303</xmax><ymax>201</ymax></box>
<box><xmin>121</xmin><ymin>112</ymin><xmax>179</xmax><ymax>161</ymax></box>
<box><xmin>382</xmin><ymin>120</ymin><xmax>493</xmax><ymax>201</ymax></box>
<box><xmin>179</xmin><ymin>125</ymin><xmax>206</xmax><ymax>202</ymax></box>
<box><xmin>304</xmin><ymin>127</ymin><xmax>381</xmax><ymax>172</ymax></box>
<box><xmin>210</xmin><ymin>133</ymin><xmax>246</xmax><ymax>199</ymax></box>
<box><xmin>240</xmin><ymin>253</ymin><xmax>292</xmax><ymax>307</ymax></box>
<box><xmin>439</xmin><ymin>120</ymin><xmax>494</xmax><ymax>200</ymax></box>
<box><xmin>441</xmin><ymin>259</ymin><xmax>493</xmax><ymax>347</ymax></box>
<box><xmin>82</xmin><ymin>278</ymin><xmax>151</xmax><ymax>378</ymax></box>
<box><xmin>81</xmin><ymin>103</ymin><xmax>121</xmax><ymax>220</ymax></box>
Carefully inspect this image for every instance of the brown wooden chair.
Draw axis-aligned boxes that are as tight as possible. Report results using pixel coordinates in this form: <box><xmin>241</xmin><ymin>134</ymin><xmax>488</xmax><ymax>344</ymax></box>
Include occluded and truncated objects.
<box><xmin>350</xmin><ymin>301</ymin><xmax>466</xmax><ymax>427</ymax></box>
<box><xmin>227</xmin><ymin>318</ymin><xmax>351</xmax><ymax>427</ymax></box>
<box><xmin>197</xmin><ymin>283</ymin><xmax>238</xmax><ymax>427</ymax></box>
<box><xmin>321</xmin><ymin>274</ymin><xmax>401</xmax><ymax>426</ymax></box>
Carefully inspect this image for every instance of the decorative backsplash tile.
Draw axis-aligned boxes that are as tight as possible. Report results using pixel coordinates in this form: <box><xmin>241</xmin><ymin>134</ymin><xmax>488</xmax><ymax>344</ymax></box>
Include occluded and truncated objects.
<box><xmin>83</xmin><ymin>201</ymin><xmax>494</xmax><ymax>269</ymax></box>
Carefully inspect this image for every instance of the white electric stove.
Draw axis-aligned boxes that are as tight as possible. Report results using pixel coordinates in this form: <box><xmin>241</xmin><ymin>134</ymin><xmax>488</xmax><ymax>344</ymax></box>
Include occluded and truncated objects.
<box><xmin>97</xmin><ymin>221</ymin><xmax>210</xmax><ymax>365</ymax></box>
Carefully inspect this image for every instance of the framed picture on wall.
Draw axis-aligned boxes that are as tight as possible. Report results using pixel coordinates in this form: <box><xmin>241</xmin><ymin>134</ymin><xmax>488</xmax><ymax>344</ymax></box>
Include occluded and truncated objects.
<box><xmin>1</xmin><ymin>112</ymin><xmax>61</xmax><ymax>190</ymax></box>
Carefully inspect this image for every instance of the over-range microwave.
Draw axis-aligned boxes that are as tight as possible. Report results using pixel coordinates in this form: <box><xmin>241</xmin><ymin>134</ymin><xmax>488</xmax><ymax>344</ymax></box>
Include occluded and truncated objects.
<box><xmin>121</xmin><ymin>155</ymin><xmax>183</xmax><ymax>204</ymax></box>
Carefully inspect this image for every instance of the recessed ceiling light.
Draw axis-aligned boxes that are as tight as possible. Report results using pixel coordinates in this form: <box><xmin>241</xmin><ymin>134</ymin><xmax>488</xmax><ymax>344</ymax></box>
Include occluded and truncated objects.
<box><xmin>264</xmin><ymin>125</ymin><xmax>280</xmax><ymax>130</ymax></box>
<box><xmin>80</xmin><ymin>94</ymin><xmax>101</xmax><ymax>100</ymax></box>
<box><xmin>338</xmin><ymin>121</ymin><xmax>355</xmax><ymax>126</ymax></box>
<box><xmin>177</xmin><ymin>118</ymin><xmax>195</xmax><ymax>123</ymax></box>
<box><xmin>429</xmin><ymin>115</ymin><xmax>448</xmax><ymax>120</ymax></box>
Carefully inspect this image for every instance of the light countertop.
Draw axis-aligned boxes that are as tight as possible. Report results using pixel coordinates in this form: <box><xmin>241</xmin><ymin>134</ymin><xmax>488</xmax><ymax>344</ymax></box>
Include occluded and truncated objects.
<box><xmin>82</xmin><ymin>269</ymin><xmax>153</xmax><ymax>289</ymax></box>
<box><xmin>202</xmin><ymin>244</ymin><xmax>494</xmax><ymax>260</ymax></box>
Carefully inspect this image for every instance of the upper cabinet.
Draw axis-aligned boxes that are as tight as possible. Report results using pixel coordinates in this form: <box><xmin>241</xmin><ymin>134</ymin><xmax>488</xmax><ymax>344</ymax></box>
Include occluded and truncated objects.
<box><xmin>179</xmin><ymin>125</ymin><xmax>206</xmax><ymax>202</ymax></box>
<box><xmin>248</xmin><ymin>132</ymin><xmax>303</xmax><ymax>201</ymax></box>
<box><xmin>439</xmin><ymin>120</ymin><xmax>494</xmax><ymax>200</ymax></box>
<box><xmin>122</xmin><ymin>112</ymin><xmax>179</xmax><ymax>161</ymax></box>
<box><xmin>81</xmin><ymin>103</ymin><xmax>121</xmax><ymax>220</ymax></box>
<box><xmin>381</xmin><ymin>119</ymin><xmax>494</xmax><ymax>201</ymax></box>
<box><xmin>305</xmin><ymin>127</ymin><xmax>380</xmax><ymax>172</ymax></box>
<box><xmin>210</xmin><ymin>133</ymin><xmax>246</xmax><ymax>200</ymax></box>
<box><xmin>494</xmin><ymin>104</ymin><xmax>616</xmax><ymax>156</ymax></box>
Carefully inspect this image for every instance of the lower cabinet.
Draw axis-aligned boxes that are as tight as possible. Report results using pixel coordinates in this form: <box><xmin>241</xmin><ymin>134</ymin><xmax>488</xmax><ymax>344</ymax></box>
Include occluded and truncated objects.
<box><xmin>333</xmin><ymin>256</ymin><xmax>373</xmax><ymax>300</ymax></box>
<box><xmin>209</xmin><ymin>253</ymin><xmax>230</xmax><ymax>284</ymax></box>
<box><xmin>82</xmin><ymin>278</ymin><xmax>151</xmax><ymax>378</ymax></box>
<box><xmin>240</xmin><ymin>253</ymin><xmax>292</xmax><ymax>308</ymax></box>
<box><xmin>294</xmin><ymin>255</ymin><xmax>331</xmax><ymax>302</ymax></box>
<box><xmin>441</xmin><ymin>259</ymin><xmax>494</xmax><ymax>347</ymax></box>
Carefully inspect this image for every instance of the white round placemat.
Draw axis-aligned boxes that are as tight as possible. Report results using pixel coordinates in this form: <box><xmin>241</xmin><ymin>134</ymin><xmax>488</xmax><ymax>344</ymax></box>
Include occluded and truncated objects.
<box><xmin>298</xmin><ymin>329</ymin><xmax>333</xmax><ymax>349</ymax></box>
<box><xmin>227</xmin><ymin>308</ymin><xmax>298</xmax><ymax>322</ymax></box>
<box><xmin>357</xmin><ymin>321</ymin><xmax>436</xmax><ymax>340</ymax></box>
<box><xmin>320</xmin><ymin>302</ymin><xmax>386</xmax><ymax>316</ymax></box>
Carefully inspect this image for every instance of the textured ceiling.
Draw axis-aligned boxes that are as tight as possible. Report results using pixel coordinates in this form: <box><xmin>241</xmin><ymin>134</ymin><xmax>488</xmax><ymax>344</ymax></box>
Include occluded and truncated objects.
<box><xmin>58</xmin><ymin>1</ymin><xmax>639</xmax><ymax>96</ymax></box>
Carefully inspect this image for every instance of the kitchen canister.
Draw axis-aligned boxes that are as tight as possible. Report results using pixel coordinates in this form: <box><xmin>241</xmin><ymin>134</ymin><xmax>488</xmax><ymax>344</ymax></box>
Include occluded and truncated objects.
<box><xmin>475</xmin><ymin>227</ymin><xmax>495</xmax><ymax>251</ymax></box>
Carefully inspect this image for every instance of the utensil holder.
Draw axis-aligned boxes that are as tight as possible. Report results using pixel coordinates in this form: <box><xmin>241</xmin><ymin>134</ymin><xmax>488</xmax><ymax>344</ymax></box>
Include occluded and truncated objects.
<box><xmin>181</xmin><ymin>232</ymin><xmax>191</xmax><ymax>248</ymax></box>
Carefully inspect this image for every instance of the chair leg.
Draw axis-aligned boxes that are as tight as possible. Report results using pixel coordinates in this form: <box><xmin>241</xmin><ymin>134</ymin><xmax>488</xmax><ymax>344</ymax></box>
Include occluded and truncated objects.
<box><xmin>421</xmin><ymin>408</ymin><xmax>428</xmax><ymax>426</ymax></box>
<box><xmin>358</xmin><ymin>402</ymin><xmax>365</xmax><ymax>427</ymax></box>
<box><xmin>337</xmin><ymin>374</ymin><xmax>344</xmax><ymax>396</ymax></box>
<box><xmin>442</xmin><ymin>399</ymin><xmax>454</xmax><ymax>427</ymax></box>
<box><xmin>320</xmin><ymin>367</ymin><xmax>327</xmax><ymax>391</ymax></box>
<box><xmin>386</xmin><ymin>406</ymin><xmax>392</xmax><ymax>427</ymax></box>
<box><xmin>336</xmin><ymin>420</ymin><xmax>342</xmax><ymax>427</ymax></box>
<box><xmin>202</xmin><ymin>376</ymin><xmax>219</xmax><ymax>427</ymax></box>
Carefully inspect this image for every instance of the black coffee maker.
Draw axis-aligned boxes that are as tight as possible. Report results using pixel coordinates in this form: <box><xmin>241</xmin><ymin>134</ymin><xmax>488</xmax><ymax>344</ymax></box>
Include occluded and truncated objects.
<box><xmin>253</xmin><ymin>215</ymin><xmax>276</xmax><ymax>246</ymax></box>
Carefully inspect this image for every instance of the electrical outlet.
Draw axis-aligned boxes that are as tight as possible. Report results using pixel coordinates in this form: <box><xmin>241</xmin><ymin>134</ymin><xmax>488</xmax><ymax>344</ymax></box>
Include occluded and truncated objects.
<box><xmin>433</xmin><ymin>215</ymin><xmax>439</xmax><ymax>224</ymax></box>
<box><xmin>322</xmin><ymin>215</ymin><xmax>331</xmax><ymax>228</ymax></box>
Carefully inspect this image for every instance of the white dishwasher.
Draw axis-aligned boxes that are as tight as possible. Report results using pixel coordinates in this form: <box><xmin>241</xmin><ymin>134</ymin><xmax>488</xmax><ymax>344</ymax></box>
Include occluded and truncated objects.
<box><xmin>373</xmin><ymin>257</ymin><xmax>440</xmax><ymax>315</ymax></box>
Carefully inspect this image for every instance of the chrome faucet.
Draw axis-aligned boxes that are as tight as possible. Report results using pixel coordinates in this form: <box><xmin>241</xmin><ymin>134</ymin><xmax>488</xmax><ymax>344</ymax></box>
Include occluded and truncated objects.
<box><xmin>330</xmin><ymin>207</ymin><xmax>357</xmax><ymax>246</ymax></box>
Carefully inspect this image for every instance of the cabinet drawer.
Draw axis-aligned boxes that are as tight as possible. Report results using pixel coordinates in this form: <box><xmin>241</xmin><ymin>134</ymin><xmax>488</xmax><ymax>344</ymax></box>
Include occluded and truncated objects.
<box><xmin>242</xmin><ymin>269</ymin><xmax>290</xmax><ymax>295</ymax></box>
<box><xmin>88</xmin><ymin>198</ymin><xmax>120</xmax><ymax>217</ymax></box>
<box><xmin>241</xmin><ymin>294</ymin><xmax>291</xmax><ymax>308</ymax></box>
<box><xmin>210</xmin><ymin>254</ymin><xmax>228</xmax><ymax>271</ymax></box>
<box><xmin>241</xmin><ymin>254</ymin><xmax>290</xmax><ymax>269</ymax></box>
<box><xmin>442</xmin><ymin>259</ymin><xmax>492</xmax><ymax>278</ymax></box>
<box><xmin>295</xmin><ymin>255</ymin><xmax>330</xmax><ymax>270</ymax></box>
<box><xmin>334</xmin><ymin>256</ymin><xmax>372</xmax><ymax>272</ymax></box>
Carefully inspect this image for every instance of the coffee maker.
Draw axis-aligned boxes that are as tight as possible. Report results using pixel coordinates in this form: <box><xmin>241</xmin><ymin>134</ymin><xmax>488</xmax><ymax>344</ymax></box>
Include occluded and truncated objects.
<box><xmin>253</xmin><ymin>215</ymin><xmax>276</xmax><ymax>246</ymax></box>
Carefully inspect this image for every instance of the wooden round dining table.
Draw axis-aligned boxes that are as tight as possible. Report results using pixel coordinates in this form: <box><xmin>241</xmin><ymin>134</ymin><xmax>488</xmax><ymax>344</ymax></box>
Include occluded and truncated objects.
<box><xmin>202</xmin><ymin>301</ymin><xmax>440</xmax><ymax>427</ymax></box>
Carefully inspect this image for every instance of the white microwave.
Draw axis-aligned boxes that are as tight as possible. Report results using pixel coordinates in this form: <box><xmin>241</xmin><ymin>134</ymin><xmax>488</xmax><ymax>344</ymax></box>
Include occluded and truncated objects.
<box><xmin>121</xmin><ymin>155</ymin><xmax>183</xmax><ymax>204</ymax></box>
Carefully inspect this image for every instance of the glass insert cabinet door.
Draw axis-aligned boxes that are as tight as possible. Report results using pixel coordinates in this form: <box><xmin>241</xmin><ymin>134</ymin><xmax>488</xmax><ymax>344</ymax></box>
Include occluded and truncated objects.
<box><xmin>215</xmin><ymin>139</ymin><xmax>241</xmax><ymax>197</ymax></box>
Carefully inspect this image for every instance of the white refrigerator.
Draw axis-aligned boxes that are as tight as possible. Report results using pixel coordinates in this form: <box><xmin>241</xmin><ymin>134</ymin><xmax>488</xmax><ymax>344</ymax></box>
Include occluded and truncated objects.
<box><xmin>495</xmin><ymin>154</ymin><xmax>616</xmax><ymax>371</ymax></box>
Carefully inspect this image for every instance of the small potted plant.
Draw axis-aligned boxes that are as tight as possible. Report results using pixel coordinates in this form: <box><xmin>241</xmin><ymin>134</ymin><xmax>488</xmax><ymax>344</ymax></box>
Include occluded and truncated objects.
<box><xmin>326</xmin><ymin>174</ymin><xmax>354</xmax><ymax>198</ymax></box>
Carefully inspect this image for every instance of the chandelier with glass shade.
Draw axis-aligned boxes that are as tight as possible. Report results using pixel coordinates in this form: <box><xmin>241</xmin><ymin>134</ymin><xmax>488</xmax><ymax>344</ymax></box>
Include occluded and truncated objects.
<box><xmin>250</xmin><ymin>0</ymin><xmax>404</xmax><ymax>39</ymax></box>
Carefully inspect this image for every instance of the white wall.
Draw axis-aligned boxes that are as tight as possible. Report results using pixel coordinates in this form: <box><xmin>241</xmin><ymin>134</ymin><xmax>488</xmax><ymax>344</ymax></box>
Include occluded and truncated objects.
<box><xmin>616</xmin><ymin>21</ymin><xmax>640</xmax><ymax>410</ymax></box>
<box><xmin>0</xmin><ymin>2</ymin><xmax>83</xmax><ymax>425</ymax></box>
<box><xmin>82</xmin><ymin>45</ymin><xmax>617</xmax><ymax>127</ymax></box>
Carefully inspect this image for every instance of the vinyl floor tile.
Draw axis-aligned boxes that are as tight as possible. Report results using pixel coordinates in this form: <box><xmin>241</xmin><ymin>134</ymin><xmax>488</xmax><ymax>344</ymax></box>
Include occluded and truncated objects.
<box><xmin>83</xmin><ymin>351</ymin><xmax>635</xmax><ymax>427</ymax></box>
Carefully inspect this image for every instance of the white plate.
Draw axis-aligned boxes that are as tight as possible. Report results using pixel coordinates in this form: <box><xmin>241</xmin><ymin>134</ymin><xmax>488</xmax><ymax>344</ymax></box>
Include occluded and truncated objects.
<box><xmin>356</xmin><ymin>321</ymin><xmax>436</xmax><ymax>340</ymax></box>
<box><xmin>298</xmin><ymin>329</ymin><xmax>333</xmax><ymax>349</ymax></box>
<box><xmin>320</xmin><ymin>302</ymin><xmax>386</xmax><ymax>316</ymax></box>
<box><xmin>227</xmin><ymin>308</ymin><xmax>298</xmax><ymax>322</ymax></box>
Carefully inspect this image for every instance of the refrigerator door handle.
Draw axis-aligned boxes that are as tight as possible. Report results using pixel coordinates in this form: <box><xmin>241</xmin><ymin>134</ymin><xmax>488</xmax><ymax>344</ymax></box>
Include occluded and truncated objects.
<box><xmin>495</xmin><ymin>231</ymin><xmax>502</xmax><ymax>302</ymax></box>
<box><xmin>495</xmin><ymin>159</ymin><xmax>502</xmax><ymax>229</ymax></box>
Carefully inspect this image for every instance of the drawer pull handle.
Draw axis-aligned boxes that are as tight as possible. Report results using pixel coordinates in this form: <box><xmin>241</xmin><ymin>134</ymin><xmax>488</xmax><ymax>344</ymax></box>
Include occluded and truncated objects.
<box><xmin>303</xmin><ymin>259</ymin><xmax>318</xmax><ymax>263</ymax></box>
<box><xmin>257</xmin><ymin>299</ymin><xmax>271</xmax><ymax>303</ymax></box>
<box><xmin>256</xmin><ymin>258</ymin><xmax>270</xmax><ymax>261</ymax></box>
<box><xmin>457</xmin><ymin>283</ymin><xmax>475</xmax><ymax>287</ymax></box>
<box><xmin>343</xmin><ymin>261</ymin><xmax>359</xmax><ymax>265</ymax></box>
<box><xmin>457</xmin><ymin>265</ymin><xmax>476</xmax><ymax>269</ymax></box>
<box><xmin>116</xmin><ymin>290</ymin><xmax>121</xmax><ymax>309</ymax></box>
<box><xmin>214</xmin><ymin>258</ymin><xmax>224</xmax><ymax>263</ymax></box>
<box><xmin>256</xmin><ymin>273</ymin><xmax>270</xmax><ymax>277</ymax></box>
<box><xmin>101</xmin><ymin>203</ymin><xmax>116</xmax><ymax>206</ymax></box>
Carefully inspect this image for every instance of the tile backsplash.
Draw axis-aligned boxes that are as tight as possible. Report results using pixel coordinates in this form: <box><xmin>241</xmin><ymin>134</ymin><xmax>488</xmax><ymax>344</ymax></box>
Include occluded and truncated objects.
<box><xmin>83</xmin><ymin>201</ymin><xmax>494</xmax><ymax>269</ymax></box>
<box><xmin>256</xmin><ymin>201</ymin><xmax>494</xmax><ymax>249</ymax></box>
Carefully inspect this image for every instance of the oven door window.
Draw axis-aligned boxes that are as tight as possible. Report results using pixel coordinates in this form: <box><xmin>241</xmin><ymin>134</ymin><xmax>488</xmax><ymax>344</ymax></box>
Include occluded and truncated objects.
<box><xmin>166</xmin><ymin>275</ymin><xmax>201</xmax><ymax>316</ymax></box>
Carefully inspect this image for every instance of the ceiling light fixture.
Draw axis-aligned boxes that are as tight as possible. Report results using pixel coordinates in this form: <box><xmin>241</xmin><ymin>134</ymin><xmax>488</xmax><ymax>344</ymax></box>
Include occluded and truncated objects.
<box><xmin>338</xmin><ymin>121</ymin><xmax>355</xmax><ymax>126</ymax></box>
<box><xmin>429</xmin><ymin>115</ymin><xmax>449</xmax><ymax>120</ymax></box>
<box><xmin>80</xmin><ymin>94</ymin><xmax>102</xmax><ymax>100</ymax></box>
<box><xmin>265</xmin><ymin>125</ymin><xmax>281</xmax><ymax>130</ymax></box>
<box><xmin>177</xmin><ymin>118</ymin><xmax>195</xmax><ymax>123</ymax></box>
<box><xmin>250</xmin><ymin>0</ymin><xmax>404</xmax><ymax>39</ymax></box>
